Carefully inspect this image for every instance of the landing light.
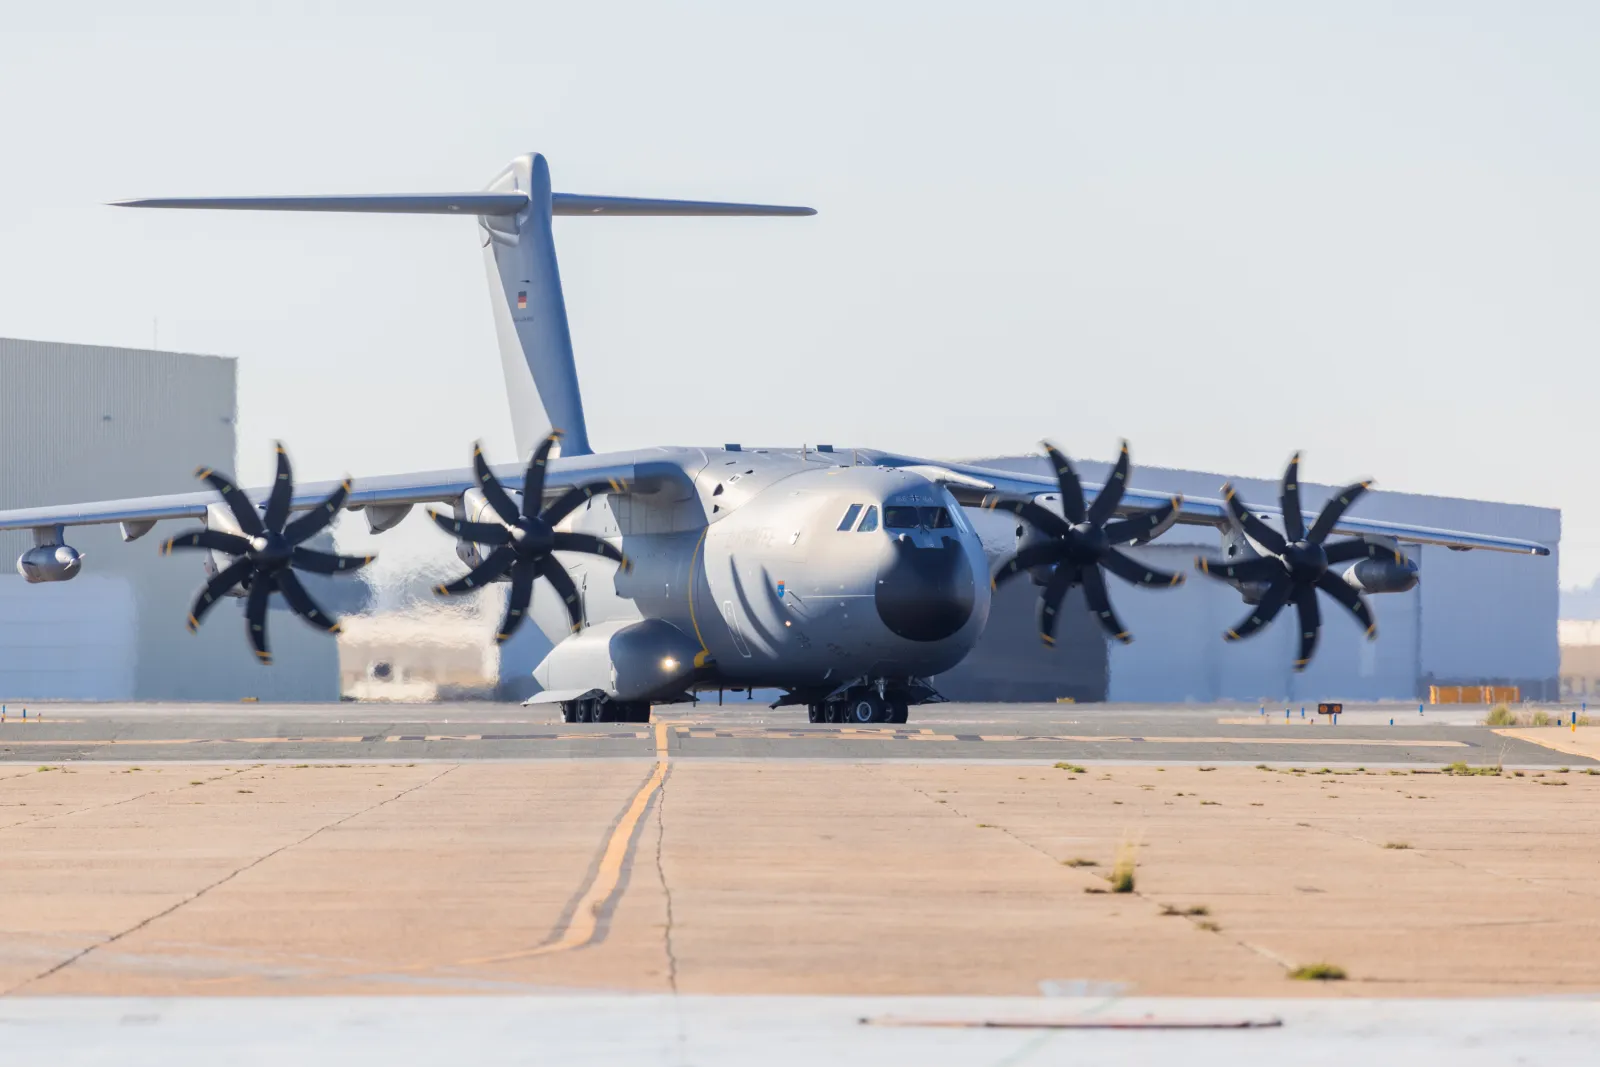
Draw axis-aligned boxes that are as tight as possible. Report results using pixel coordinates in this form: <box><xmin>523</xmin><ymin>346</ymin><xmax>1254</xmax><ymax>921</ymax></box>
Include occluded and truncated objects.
<box><xmin>661</xmin><ymin>656</ymin><xmax>679</xmax><ymax>671</ymax></box>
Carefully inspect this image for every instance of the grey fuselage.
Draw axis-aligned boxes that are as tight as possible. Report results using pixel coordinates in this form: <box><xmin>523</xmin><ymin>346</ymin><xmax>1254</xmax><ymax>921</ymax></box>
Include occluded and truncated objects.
<box><xmin>502</xmin><ymin>447</ymin><xmax>994</xmax><ymax>692</ymax></box>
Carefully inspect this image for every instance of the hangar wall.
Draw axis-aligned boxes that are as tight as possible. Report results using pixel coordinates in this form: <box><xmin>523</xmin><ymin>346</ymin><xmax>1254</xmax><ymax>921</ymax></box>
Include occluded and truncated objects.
<box><xmin>940</xmin><ymin>454</ymin><xmax>1559</xmax><ymax>703</ymax></box>
<box><xmin>0</xmin><ymin>337</ymin><xmax>340</xmax><ymax>701</ymax></box>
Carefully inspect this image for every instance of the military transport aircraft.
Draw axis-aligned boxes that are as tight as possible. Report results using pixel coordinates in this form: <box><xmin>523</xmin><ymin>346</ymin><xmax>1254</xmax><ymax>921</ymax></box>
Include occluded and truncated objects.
<box><xmin>0</xmin><ymin>153</ymin><xmax>1550</xmax><ymax>724</ymax></box>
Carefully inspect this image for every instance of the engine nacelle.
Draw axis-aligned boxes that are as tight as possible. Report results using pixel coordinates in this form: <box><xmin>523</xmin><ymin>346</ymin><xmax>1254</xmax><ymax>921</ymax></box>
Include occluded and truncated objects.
<box><xmin>1341</xmin><ymin>555</ymin><xmax>1419</xmax><ymax>595</ymax></box>
<box><xmin>452</xmin><ymin>487</ymin><xmax>521</xmax><ymax>571</ymax></box>
<box><xmin>533</xmin><ymin>618</ymin><xmax>700</xmax><ymax>702</ymax></box>
<box><xmin>17</xmin><ymin>544</ymin><xmax>83</xmax><ymax>583</ymax></box>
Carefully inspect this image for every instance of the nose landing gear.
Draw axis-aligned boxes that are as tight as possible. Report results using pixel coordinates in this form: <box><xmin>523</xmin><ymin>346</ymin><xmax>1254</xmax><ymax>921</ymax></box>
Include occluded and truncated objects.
<box><xmin>809</xmin><ymin>687</ymin><xmax>910</xmax><ymax>725</ymax></box>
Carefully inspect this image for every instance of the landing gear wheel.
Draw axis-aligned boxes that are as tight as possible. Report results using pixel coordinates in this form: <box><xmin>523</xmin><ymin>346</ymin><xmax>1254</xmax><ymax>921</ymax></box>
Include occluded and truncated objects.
<box><xmin>620</xmin><ymin>702</ymin><xmax>651</xmax><ymax>723</ymax></box>
<box><xmin>848</xmin><ymin>693</ymin><xmax>889</xmax><ymax>724</ymax></box>
<box><xmin>889</xmin><ymin>700</ymin><xmax>909</xmax><ymax>724</ymax></box>
<box><xmin>560</xmin><ymin>701</ymin><xmax>578</xmax><ymax>724</ymax></box>
<box><xmin>824</xmin><ymin>701</ymin><xmax>843</xmax><ymax>724</ymax></box>
<box><xmin>807</xmin><ymin>703</ymin><xmax>824</xmax><ymax>724</ymax></box>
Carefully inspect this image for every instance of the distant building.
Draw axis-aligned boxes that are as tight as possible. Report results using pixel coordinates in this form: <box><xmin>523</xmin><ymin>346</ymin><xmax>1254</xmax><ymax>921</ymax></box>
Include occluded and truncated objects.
<box><xmin>940</xmin><ymin>454</ymin><xmax>1560</xmax><ymax>704</ymax></box>
<box><xmin>0</xmin><ymin>337</ymin><xmax>340</xmax><ymax>701</ymax></box>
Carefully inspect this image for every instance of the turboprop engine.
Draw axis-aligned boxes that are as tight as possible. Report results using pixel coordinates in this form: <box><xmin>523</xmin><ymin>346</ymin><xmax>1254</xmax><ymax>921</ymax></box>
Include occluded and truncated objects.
<box><xmin>1339</xmin><ymin>552</ymin><xmax>1418</xmax><ymax>595</ymax></box>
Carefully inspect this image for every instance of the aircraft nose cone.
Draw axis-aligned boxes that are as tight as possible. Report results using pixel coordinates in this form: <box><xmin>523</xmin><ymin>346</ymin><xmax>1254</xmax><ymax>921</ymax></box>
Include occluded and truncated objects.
<box><xmin>875</xmin><ymin>537</ymin><xmax>976</xmax><ymax>642</ymax></box>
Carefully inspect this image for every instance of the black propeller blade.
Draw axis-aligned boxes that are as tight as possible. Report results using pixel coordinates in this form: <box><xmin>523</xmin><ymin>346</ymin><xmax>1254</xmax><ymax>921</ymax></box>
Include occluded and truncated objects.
<box><xmin>987</xmin><ymin>440</ymin><xmax>1185</xmax><ymax>646</ymax></box>
<box><xmin>161</xmin><ymin>443</ymin><xmax>373</xmax><ymax>664</ymax></box>
<box><xmin>1195</xmin><ymin>452</ymin><xmax>1400</xmax><ymax>670</ymax></box>
<box><xmin>430</xmin><ymin>434</ymin><xmax>631</xmax><ymax>644</ymax></box>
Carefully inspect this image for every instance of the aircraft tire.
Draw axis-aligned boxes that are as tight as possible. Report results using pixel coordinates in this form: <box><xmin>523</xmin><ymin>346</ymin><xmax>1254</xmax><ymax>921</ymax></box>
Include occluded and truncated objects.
<box><xmin>848</xmin><ymin>693</ymin><xmax>889</xmax><ymax>724</ymax></box>
<box><xmin>889</xmin><ymin>700</ymin><xmax>909</xmax><ymax>724</ymax></box>
<box><xmin>807</xmin><ymin>703</ymin><xmax>824</xmax><ymax>723</ymax></box>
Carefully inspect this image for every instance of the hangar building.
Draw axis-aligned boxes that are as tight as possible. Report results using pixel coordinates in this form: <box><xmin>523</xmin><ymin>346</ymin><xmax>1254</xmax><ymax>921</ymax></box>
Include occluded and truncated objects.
<box><xmin>938</xmin><ymin>453</ymin><xmax>1559</xmax><ymax>705</ymax></box>
<box><xmin>0</xmin><ymin>337</ymin><xmax>341</xmax><ymax>701</ymax></box>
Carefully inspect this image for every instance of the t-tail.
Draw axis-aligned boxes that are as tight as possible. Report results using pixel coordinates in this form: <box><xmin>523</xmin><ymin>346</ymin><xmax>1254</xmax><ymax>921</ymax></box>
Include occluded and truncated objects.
<box><xmin>114</xmin><ymin>152</ymin><xmax>814</xmax><ymax>458</ymax></box>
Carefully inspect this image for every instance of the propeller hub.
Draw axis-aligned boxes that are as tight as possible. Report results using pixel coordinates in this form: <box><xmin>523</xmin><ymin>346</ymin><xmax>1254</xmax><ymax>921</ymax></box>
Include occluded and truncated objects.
<box><xmin>513</xmin><ymin>517</ymin><xmax>555</xmax><ymax>557</ymax></box>
<box><xmin>1064</xmin><ymin>522</ymin><xmax>1108</xmax><ymax>564</ymax></box>
<box><xmin>247</xmin><ymin>532</ymin><xmax>292</xmax><ymax>568</ymax></box>
<box><xmin>1283</xmin><ymin>540</ymin><xmax>1328</xmax><ymax>583</ymax></box>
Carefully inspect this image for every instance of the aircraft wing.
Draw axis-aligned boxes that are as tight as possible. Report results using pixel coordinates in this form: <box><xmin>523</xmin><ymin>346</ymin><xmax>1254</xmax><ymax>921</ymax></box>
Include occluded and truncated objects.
<box><xmin>873</xmin><ymin>454</ymin><xmax>1552</xmax><ymax>557</ymax></box>
<box><xmin>0</xmin><ymin>454</ymin><xmax>692</xmax><ymax>537</ymax></box>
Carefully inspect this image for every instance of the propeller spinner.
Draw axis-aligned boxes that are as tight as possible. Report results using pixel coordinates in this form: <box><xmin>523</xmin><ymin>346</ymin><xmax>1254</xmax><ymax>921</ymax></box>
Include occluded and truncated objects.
<box><xmin>430</xmin><ymin>434</ymin><xmax>631</xmax><ymax>643</ymax></box>
<box><xmin>987</xmin><ymin>441</ymin><xmax>1185</xmax><ymax>645</ymax></box>
<box><xmin>162</xmin><ymin>444</ymin><xmax>373</xmax><ymax>664</ymax></box>
<box><xmin>1195</xmin><ymin>452</ymin><xmax>1403</xmax><ymax>670</ymax></box>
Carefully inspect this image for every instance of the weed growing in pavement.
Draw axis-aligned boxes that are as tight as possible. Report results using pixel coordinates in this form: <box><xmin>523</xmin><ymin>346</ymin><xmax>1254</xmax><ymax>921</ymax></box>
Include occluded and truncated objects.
<box><xmin>1443</xmin><ymin>761</ymin><xmax>1501</xmax><ymax>776</ymax></box>
<box><xmin>1289</xmin><ymin>963</ymin><xmax>1347</xmax><ymax>981</ymax></box>
<box><xmin>1062</xmin><ymin>858</ymin><xmax>1097</xmax><ymax>868</ymax></box>
<box><xmin>1110</xmin><ymin>842</ymin><xmax>1137</xmax><ymax>893</ymax></box>
<box><xmin>1054</xmin><ymin>762</ymin><xmax>1087</xmax><ymax>774</ymax></box>
<box><xmin>1383</xmin><ymin>842</ymin><xmax>1411</xmax><ymax>849</ymax></box>
<box><xmin>1255</xmin><ymin>764</ymin><xmax>1271</xmax><ymax>771</ymax></box>
<box><xmin>1198</xmin><ymin>766</ymin><xmax>1216</xmax><ymax>772</ymax></box>
<box><xmin>1197</xmin><ymin>921</ymin><xmax>1222</xmax><ymax>932</ymax></box>
<box><xmin>1538</xmin><ymin>780</ymin><xmax>1568</xmax><ymax>786</ymax></box>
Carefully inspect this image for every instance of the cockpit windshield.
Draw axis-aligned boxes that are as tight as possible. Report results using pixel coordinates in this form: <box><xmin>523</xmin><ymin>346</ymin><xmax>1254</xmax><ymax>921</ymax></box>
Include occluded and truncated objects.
<box><xmin>884</xmin><ymin>505</ymin><xmax>954</xmax><ymax>530</ymax></box>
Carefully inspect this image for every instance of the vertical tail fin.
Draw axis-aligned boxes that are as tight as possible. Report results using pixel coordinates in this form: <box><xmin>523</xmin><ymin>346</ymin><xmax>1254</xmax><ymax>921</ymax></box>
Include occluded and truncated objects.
<box><xmin>113</xmin><ymin>153</ymin><xmax>815</xmax><ymax>459</ymax></box>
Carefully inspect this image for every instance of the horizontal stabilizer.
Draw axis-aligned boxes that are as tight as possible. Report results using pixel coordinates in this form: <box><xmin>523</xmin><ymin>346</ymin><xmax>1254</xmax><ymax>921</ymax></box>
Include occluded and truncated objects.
<box><xmin>111</xmin><ymin>193</ymin><xmax>530</xmax><ymax>215</ymax></box>
<box><xmin>112</xmin><ymin>193</ymin><xmax>816</xmax><ymax>218</ymax></box>
<box><xmin>552</xmin><ymin>194</ymin><xmax>814</xmax><ymax>216</ymax></box>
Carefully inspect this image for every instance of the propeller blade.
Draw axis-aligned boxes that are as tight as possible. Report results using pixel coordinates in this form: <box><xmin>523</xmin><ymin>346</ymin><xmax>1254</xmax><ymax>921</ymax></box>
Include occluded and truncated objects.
<box><xmin>245</xmin><ymin>576</ymin><xmax>273</xmax><ymax>664</ymax></box>
<box><xmin>263</xmin><ymin>442</ymin><xmax>295</xmax><ymax>533</ymax></box>
<box><xmin>1292</xmin><ymin>583</ymin><xmax>1321</xmax><ymax>670</ymax></box>
<box><xmin>290</xmin><ymin>547</ymin><xmax>375</xmax><ymax>575</ymax></box>
<box><xmin>1224</xmin><ymin>578</ymin><xmax>1292</xmax><ymax>641</ymax></box>
<box><xmin>1323</xmin><ymin>538</ymin><xmax>1403</xmax><ymax>565</ymax></box>
<box><xmin>283</xmin><ymin>479</ymin><xmax>352</xmax><ymax>545</ymax></box>
<box><xmin>1278</xmin><ymin>453</ymin><xmax>1305</xmax><ymax>541</ymax></box>
<box><xmin>991</xmin><ymin>542</ymin><xmax>1068</xmax><ymax>589</ymax></box>
<box><xmin>472</xmin><ymin>442</ymin><xmax>523</xmax><ymax>526</ymax></box>
<box><xmin>537</xmin><ymin>554</ymin><xmax>585</xmax><ymax>634</ymax></box>
<box><xmin>162</xmin><ymin>529</ymin><xmax>250</xmax><ymax>556</ymax></box>
<box><xmin>1100</xmin><ymin>548</ymin><xmax>1184</xmax><ymax>588</ymax></box>
<box><xmin>275</xmin><ymin>569</ymin><xmax>341</xmax><ymax>633</ymax></box>
<box><xmin>542</xmin><ymin>478</ymin><xmax>627</xmax><ymax>526</ymax></box>
<box><xmin>550</xmin><ymin>531</ymin><xmax>629</xmax><ymax>569</ymax></box>
<box><xmin>982</xmin><ymin>496</ymin><xmax>1071</xmax><ymax>538</ymax></box>
<box><xmin>435</xmin><ymin>544</ymin><xmax>517</xmax><ymax>595</ymax></box>
<box><xmin>496</xmin><ymin>561</ymin><xmax>537</xmax><ymax>644</ymax></box>
<box><xmin>1315</xmin><ymin>571</ymin><xmax>1378</xmax><ymax>639</ymax></box>
<box><xmin>1080</xmin><ymin>563</ymin><xmax>1131</xmax><ymax>643</ymax></box>
<box><xmin>521</xmin><ymin>432</ymin><xmax>562</xmax><ymax>520</ymax></box>
<box><xmin>1222</xmin><ymin>484</ymin><xmax>1287</xmax><ymax>556</ymax></box>
<box><xmin>1086</xmin><ymin>440</ymin><xmax>1131</xmax><ymax>526</ymax></box>
<box><xmin>1307</xmin><ymin>481</ymin><xmax>1374</xmax><ymax>544</ymax></box>
<box><xmin>1103</xmin><ymin>496</ymin><xmax>1182</xmax><ymax>547</ymax></box>
<box><xmin>428</xmin><ymin>509</ymin><xmax>512</xmax><ymax>546</ymax></box>
<box><xmin>1038</xmin><ymin>562</ymin><xmax>1079</xmax><ymax>645</ymax></box>
<box><xmin>195</xmin><ymin>466</ymin><xmax>264</xmax><ymax>537</ymax></box>
<box><xmin>1195</xmin><ymin>555</ymin><xmax>1285</xmax><ymax>583</ymax></box>
<box><xmin>1041</xmin><ymin>443</ymin><xmax>1087</xmax><ymax>524</ymax></box>
<box><xmin>186</xmin><ymin>556</ymin><xmax>253</xmax><ymax>632</ymax></box>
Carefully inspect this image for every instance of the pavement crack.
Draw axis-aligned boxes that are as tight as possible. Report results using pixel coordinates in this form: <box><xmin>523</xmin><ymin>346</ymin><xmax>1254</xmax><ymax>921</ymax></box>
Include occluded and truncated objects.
<box><xmin>2</xmin><ymin>763</ymin><xmax>457</xmax><ymax>995</ymax></box>
<box><xmin>0</xmin><ymin>765</ymin><xmax>254</xmax><ymax>832</ymax></box>
<box><xmin>654</xmin><ymin>765</ymin><xmax>680</xmax><ymax>996</ymax></box>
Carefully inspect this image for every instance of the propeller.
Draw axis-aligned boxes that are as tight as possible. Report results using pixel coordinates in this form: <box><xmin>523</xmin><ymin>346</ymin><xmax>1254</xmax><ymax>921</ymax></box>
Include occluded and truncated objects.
<box><xmin>429</xmin><ymin>433</ymin><xmax>631</xmax><ymax>643</ymax></box>
<box><xmin>161</xmin><ymin>443</ymin><xmax>373</xmax><ymax>664</ymax></box>
<box><xmin>987</xmin><ymin>440</ymin><xmax>1185</xmax><ymax>645</ymax></box>
<box><xmin>1194</xmin><ymin>452</ymin><xmax>1403</xmax><ymax>670</ymax></box>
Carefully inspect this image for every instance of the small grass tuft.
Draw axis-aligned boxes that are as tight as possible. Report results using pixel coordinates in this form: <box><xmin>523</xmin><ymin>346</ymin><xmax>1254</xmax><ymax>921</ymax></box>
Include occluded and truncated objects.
<box><xmin>1109</xmin><ymin>842</ymin><xmax>1137</xmax><ymax>893</ymax></box>
<box><xmin>1062</xmin><ymin>857</ymin><xmax>1097</xmax><ymax>868</ymax></box>
<box><xmin>1289</xmin><ymin>962</ymin><xmax>1347</xmax><ymax>981</ymax></box>
<box><xmin>1532</xmin><ymin>710</ymin><xmax>1554</xmax><ymax>727</ymax></box>
<box><xmin>1197</xmin><ymin>920</ymin><xmax>1222</xmax><ymax>932</ymax></box>
<box><xmin>1255</xmin><ymin>764</ymin><xmax>1271</xmax><ymax>771</ymax></box>
<box><xmin>1054</xmin><ymin>762</ymin><xmax>1087</xmax><ymax>774</ymax></box>
<box><xmin>1185</xmin><ymin>905</ymin><xmax>1210</xmax><ymax>916</ymax></box>
<box><xmin>1201</xmin><ymin>800</ymin><xmax>1221</xmax><ymax>806</ymax></box>
<box><xmin>1198</xmin><ymin>766</ymin><xmax>1216</xmax><ymax>772</ymax></box>
<box><xmin>1484</xmin><ymin>703</ymin><xmax>1516</xmax><ymax>726</ymax></box>
<box><xmin>1383</xmin><ymin>842</ymin><xmax>1411</xmax><ymax>849</ymax></box>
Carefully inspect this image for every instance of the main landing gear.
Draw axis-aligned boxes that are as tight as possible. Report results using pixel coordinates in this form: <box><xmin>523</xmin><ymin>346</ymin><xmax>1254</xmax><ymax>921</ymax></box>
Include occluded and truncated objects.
<box><xmin>561</xmin><ymin>696</ymin><xmax>651</xmax><ymax>723</ymax></box>
<box><xmin>807</xmin><ymin>686</ymin><xmax>910</xmax><ymax>725</ymax></box>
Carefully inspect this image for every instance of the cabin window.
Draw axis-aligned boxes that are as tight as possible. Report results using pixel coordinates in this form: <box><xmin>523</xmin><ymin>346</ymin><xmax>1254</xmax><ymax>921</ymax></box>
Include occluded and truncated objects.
<box><xmin>857</xmin><ymin>506</ymin><xmax>879</xmax><ymax>532</ymax></box>
<box><xmin>836</xmin><ymin>503</ymin><xmax>863</xmax><ymax>531</ymax></box>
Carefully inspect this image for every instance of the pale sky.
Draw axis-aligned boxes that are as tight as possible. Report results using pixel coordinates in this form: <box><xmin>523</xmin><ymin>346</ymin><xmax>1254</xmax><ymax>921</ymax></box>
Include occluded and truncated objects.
<box><xmin>2</xmin><ymin>3</ymin><xmax>1598</xmax><ymax>580</ymax></box>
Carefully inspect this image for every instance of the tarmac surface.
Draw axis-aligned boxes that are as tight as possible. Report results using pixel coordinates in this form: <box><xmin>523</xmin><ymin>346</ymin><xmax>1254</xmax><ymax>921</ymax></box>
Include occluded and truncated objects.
<box><xmin>4</xmin><ymin>700</ymin><xmax>1597</xmax><ymax>1063</ymax></box>
<box><xmin>0</xmin><ymin>700</ymin><xmax>1591</xmax><ymax>766</ymax></box>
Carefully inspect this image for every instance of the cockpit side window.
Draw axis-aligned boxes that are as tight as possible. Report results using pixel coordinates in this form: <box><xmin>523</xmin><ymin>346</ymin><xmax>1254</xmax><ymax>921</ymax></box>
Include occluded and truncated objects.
<box><xmin>857</xmin><ymin>505</ymin><xmax>879</xmax><ymax>532</ymax></box>
<box><xmin>883</xmin><ymin>505</ymin><xmax>921</xmax><ymax>530</ymax></box>
<box><xmin>923</xmin><ymin>507</ymin><xmax>953</xmax><ymax>528</ymax></box>
<box><xmin>836</xmin><ymin>503</ymin><xmax>863</xmax><ymax>531</ymax></box>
